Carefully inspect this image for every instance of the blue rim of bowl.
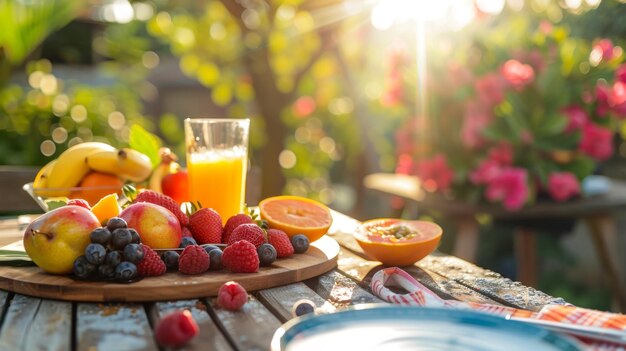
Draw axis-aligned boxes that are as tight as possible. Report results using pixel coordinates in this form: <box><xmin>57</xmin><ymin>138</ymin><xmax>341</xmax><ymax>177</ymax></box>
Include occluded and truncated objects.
<box><xmin>270</xmin><ymin>304</ymin><xmax>583</xmax><ymax>351</ymax></box>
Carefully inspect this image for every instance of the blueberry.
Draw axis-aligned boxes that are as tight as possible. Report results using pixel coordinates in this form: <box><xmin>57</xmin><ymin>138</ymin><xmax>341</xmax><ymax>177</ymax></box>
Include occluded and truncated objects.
<box><xmin>128</xmin><ymin>228</ymin><xmax>141</xmax><ymax>244</ymax></box>
<box><xmin>106</xmin><ymin>217</ymin><xmax>127</xmax><ymax>232</ymax></box>
<box><xmin>180</xmin><ymin>237</ymin><xmax>197</xmax><ymax>248</ymax></box>
<box><xmin>98</xmin><ymin>264</ymin><xmax>116</xmax><ymax>279</ymax></box>
<box><xmin>162</xmin><ymin>250</ymin><xmax>180</xmax><ymax>270</ymax></box>
<box><xmin>111</xmin><ymin>228</ymin><xmax>132</xmax><ymax>249</ymax></box>
<box><xmin>203</xmin><ymin>244</ymin><xmax>220</xmax><ymax>254</ymax></box>
<box><xmin>115</xmin><ymin>261</ymin><xmax>138</xmax><ymax>281</ymax></box>
<box><xmin>73</xmin><ymin>256</ymin><xmax>96</xmax><ymax>279</ymax></box>
<box><xmin>90</xmin><ymin>227</ymin><xmax>112</xmax><ymax>246</ymax></box>
<box><xmin>291</xmin><ymin>234</ymin><xmax>310</xmax><ymax>254</ymax></box>
<box><xmin>105</xmin><ymin>250</ymin><xmax>123</xmax><ymax>267</ymax></box>
<box><xmin>208</xmin><ymin>249</ymin><xmax>223</xmax><ymax>271</ymax></box>
<box><xmin>292</xmin><ymin>299</ymin><xmax>316</xmax><ymax>317</ymax></box>
<box><xmin>123</xmin><ymin>243</ymin><xmax>145</xmax><ymax>263</ymax></box>
<box><xmin>257</xmin><ymin>243</ymin><xmax>277</xmax><ymax>267</ymax></box>
<box><xmin>85</xmin><ymin>243</ymin><xmax>107</xmax><ymax>265</ymax></box>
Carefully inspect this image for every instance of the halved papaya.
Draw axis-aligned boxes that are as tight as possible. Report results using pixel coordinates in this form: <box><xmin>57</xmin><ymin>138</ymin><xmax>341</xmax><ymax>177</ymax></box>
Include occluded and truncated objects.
<box><xmin>354</xmin><ymin>219</ymin><xmax>442</xmax><ymax>266</ymax></box>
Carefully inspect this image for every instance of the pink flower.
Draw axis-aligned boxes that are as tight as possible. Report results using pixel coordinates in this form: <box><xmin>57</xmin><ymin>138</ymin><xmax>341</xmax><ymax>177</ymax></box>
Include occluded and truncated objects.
<box><xmin>561</xmin><ymin>105</ymin><xmax>588</xmax><ymax>132</ymax></box>
<box><xmin>609</xmin><ymin>81</ymin><xmax>626</xmax><ymax>117</ymax></box>
<box><xmin>617</xmin><ymin>64</ymin><xmax>626</xmax><ymax>84</ymax></box>
<box><xmin>461</xmin><ymin>103</ymin><xmax>492</xmax><ymax>148</ymax></box>
<box><xmin>520</xmin><ymin>130</ymin><xmax>534</xmax><ymax>144</ymax></box>
<box><xmin>488</xmin><ymin>143</ymin><xmax>514</xmax><ymax>165</ymax></box>
<box><xmin>470</xmin><ymin>144</ymin><xmax>513</xmax><ymax>185</ymax></box>
<box><xmin>501</xmin><ymin>59</ymin><xmax>535</xmax><ymax>90</ymax></box>
<box><xmin>474</xmin><ymin>73</ymin><xmax>505</xmax><ymax>106</ymax></box>
<box><xmin>395</xmin><ymin>153</ymin><xmax>414</xmax><ymax>175</ymax></box>
<box><xmin>596</xmin><ymin>82</ymin><xmax>611</xmax><ymax>117</ymax></box>
<box><xmin>415</xmin><ymin>154</ymin><xmax>454</xmax><ymax>192</ymax></box>
<box><xmin>470</xmin><ymin>159</ymin><xmax>502</xmax><ymax>185</ymax></box>
<box><xmin>579</xmin><ymin>122</ymin><xmax>614</xmax><ymax>161</ymax></box>
<box><xmin>485</xmin><ymin>167</ymin><xmax>529</xmax><ymax>211</ymax></box>
<box><xmin>547</xmin><ymin>172</ymin><xmax>580</xmax><ymax>202</ymax></box>
<box><xmin>591</xmin><ymin>39</ymin><xmax>615</xmax><ymax>63</ymax></box>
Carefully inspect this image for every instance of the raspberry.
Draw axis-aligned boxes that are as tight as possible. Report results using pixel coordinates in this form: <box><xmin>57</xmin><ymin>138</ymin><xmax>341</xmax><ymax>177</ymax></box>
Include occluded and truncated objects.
<box><xmin>226</xmin><ymin>223</ymin><xmax>265</xmax><ymax>248</ymax></box>
<box><xmin>155</xmin><ymin>310</ymin><xmax>199</xmax><ymax>348</ymax></box>
<box><xmin>67</xmin><ymin>199</ymin><xmax>91</xmax><ymax>210</ymax></box>
<box><xmin>267</xmin><ymin>229</ymin><xmax>294</xmax><ymax>258</ymax></box>
<box><xmin>178</xmin><ymin>245</ymin><xmax>210</xmax><ymax>274</ymax></box>
<box><xmin>181</xmin><ymin>226</ymin><xmax>193</xmax><ymax>237</ymax></box>
<box><xmin>135</xmin><ymin>190</ymin><xmax>189</xmax><ymax>226</ymax></box>
<box><xmin>137</xmin><ymin>244</ymin><xmax>166</xmax><ymax>277</ymax></box>
<box><xmin>222</xmin><ymin>240</ymin><xmax>259</xmax><ymax>273</ymax></box>
<box><xmin>188</xmin><ymin>208</ymin><xmax>222</xmax><ymax>244</ymax></box>
<box><xmin>222</xmin><ymin>214</ymin><xmax>254</xmax><ymax>243</ymax></box>
<box><xmin>217</xmin><ymin>281</ymin><xmax>248</xmax><ymax>311</ymax></box>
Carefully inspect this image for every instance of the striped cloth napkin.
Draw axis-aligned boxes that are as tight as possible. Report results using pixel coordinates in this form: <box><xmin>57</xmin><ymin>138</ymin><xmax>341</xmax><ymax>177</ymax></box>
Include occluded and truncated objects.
<box><xmin>370</xmin><ymin>267</ymin><xmax>626</xmax><ymax>350</ymax></box>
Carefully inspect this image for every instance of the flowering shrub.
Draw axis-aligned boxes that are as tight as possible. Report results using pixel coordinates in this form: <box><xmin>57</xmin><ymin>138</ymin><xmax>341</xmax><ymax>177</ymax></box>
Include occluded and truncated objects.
<box><xmin>390</xmin><ymin>16</ymin><xmax>626</xmax><ymax>211</ymax></box>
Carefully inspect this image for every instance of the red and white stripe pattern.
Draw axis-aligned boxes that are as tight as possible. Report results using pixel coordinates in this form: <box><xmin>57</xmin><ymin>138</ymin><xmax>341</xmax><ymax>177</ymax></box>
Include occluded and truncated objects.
<box><xmin>370</xmin><ymin>267</ymin><xmax>626</xmax><ymax>350</ymax></box>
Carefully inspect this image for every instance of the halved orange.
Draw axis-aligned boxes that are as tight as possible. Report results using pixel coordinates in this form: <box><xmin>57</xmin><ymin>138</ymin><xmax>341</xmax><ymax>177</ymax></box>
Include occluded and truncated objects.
<box><xmin>91</xmin><ymin>193</ymin><xmax>121</xmax><ymax>225</ymax></box>
<box><xmin>258</xmin><ymin>195</ymin><xmax>333</xmax><ymax>242</ymax></box>
<box><xmin>354</xmin><ymin>219</ymin><xmax>442</xmax><ymax>266</ymax></box>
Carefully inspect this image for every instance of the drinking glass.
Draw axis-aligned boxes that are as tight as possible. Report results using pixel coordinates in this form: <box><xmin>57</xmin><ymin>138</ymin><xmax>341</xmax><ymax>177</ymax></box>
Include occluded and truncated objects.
<box><xmin>184</xmin><ymin>118</ymin><xmax>250</xmax><ymax>223</ymax></box>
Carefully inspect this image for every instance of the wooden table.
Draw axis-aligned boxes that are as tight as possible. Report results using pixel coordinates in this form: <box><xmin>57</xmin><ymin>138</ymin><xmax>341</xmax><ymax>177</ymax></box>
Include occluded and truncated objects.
<box><xmin>0</xmin><ymin>211</ymin><xmax>567</xmax><ymax>351</ymax></box>
<box><xmin>364</xmin><ymin>173</ymin><xmax>626</xmax><ymax>312</ymax></box>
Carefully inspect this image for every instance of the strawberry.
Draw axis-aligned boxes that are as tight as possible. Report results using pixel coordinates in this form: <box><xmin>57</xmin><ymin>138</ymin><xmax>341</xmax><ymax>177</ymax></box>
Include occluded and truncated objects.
<box><xmin>134</xmin><ymin>190</ymin><xmax>189</xmax><ymax>226</ymax></box>
<box><xmin>155</xmin><ymin>310</ymin><xmax>199</xmax><ymax>348</ymax></box>
<box><xmin>226</xmin><ymin>223</ymin><xmax>265</xmax><ymax>248</ymax></box>
<box><xmin>137</xmin><ymin>244</ymin><xmax>166</xmax><ymax>277</ymax></box>
<box><xmin>217</xmin><ymin>281</ymin><xmax>248</xmax><ymax>311</ymax></box>
<box><xmin>178</xmin><ymin>245</ymin><xmax>210</xmax><ymax>275</ymax></box>
<box><xmin>181</xmin><ymin>226</ymin><xmax>193</xmax><ymax>237</ymax></box>
<box><xmin>267</xmin><ymin>229</ymin><xmax>294</xmax><ymax>258</ymax></box>
<box><xmin>222</xmin><ymin>240</ymin><xmax>259</xmax><ymax>273</ymax></box>
<box><xmin>67</xmin><ymin>199</ymin><xmax>91</xmax><ymax>210</ymax></box>
<box><xmin>222</xmin><ymin>214</ymin><xmax>254</xmax><ymax>243</ymax></box>
<box><xmin>188</xmin><ymin>208</ymin><xmax>223</xmax><ymax>244</ymax></box>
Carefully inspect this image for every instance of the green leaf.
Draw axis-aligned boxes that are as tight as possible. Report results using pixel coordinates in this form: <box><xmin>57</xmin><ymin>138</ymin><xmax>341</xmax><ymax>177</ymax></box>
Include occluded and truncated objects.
<box><xmin>128</xmin><ymin>124</ymin><xmax>162</xmax><ymax>168</ymax></box>
<box><xmin>536</xmin><ymin>114</ymin><xmax>567</xmax><ymax>136</ymax></box>
<box><xmin>534</xmin><ymin>132</ymin><xmax>580</xmax><ymax>151</ymax></box>
<box><xmin>562</xmin><ymin>157</ymin><xmax>596</xmax><ymax>179</ymax></box>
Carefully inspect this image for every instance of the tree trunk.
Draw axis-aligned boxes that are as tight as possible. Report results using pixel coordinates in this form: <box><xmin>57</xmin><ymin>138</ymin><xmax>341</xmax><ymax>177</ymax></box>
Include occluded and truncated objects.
<box><xmin>242</xmin><ymin>48</ymin><xmax>288</xmax><ymax>199</ymax></box>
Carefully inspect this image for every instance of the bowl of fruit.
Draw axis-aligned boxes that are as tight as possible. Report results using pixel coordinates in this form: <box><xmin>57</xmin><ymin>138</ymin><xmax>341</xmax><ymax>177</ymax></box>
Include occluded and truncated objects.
<box><xmin>23</xmin><ymin>141</ymin><xmax>153</xmax><ymax>212</ymax></box>
<box><xmin>354</xmin><ymin>219</ymin><xmax>443</xmax><ymax>266</ymax></box>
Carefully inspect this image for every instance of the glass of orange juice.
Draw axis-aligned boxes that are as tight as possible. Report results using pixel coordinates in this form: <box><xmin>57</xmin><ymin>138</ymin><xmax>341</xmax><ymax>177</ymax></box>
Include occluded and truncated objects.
<box><xmin>184</xmin><ymin>118</ymin><xmax>250</xmax><ymax>223</ymax></box>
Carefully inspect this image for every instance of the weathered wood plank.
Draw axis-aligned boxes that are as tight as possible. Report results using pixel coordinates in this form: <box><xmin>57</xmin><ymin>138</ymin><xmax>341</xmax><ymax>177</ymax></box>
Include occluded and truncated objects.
<box><xmin>306</xmin><ymin>270</ymin><xmax>384</xmax><ymax>308</ymax></box>
<box><xmin>0</xmin><ymin>294</ymin><xmax>71</xmax><ymax>351</ymax></box>
<box><xmin>149</xmin><ymin>299</ymin><xmax>232</xmax><ymax>351</ymax></box>
<box><xmin>256</xmin><ymin>282</ymin><xmax>336</xmax><ymax>322</ymax></box>
<box><xmin>419</xmin><ymin>254</ymin><xmax>568</xmax><ymax>311</ymax></box>
<box><xmin>0</xmin><ymin>290</ymin><xmax>9</xmax><ymax>316</ymax></box>
<box><xmin>207</xmin><ymin>295</ymin><xmax>281</xmax><ymax>351</ymax></box>
<box><xmin>76</xmin><ymin>303</ymin><xmax>158</xmax><ymax>351</ymax></box>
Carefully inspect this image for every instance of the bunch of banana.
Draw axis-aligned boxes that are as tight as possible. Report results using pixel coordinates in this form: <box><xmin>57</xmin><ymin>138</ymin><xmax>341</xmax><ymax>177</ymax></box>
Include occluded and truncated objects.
<box><xmin>33</xmin><ymin>142</ymin><xmax>153</xmax><ymax>196</ymax></box>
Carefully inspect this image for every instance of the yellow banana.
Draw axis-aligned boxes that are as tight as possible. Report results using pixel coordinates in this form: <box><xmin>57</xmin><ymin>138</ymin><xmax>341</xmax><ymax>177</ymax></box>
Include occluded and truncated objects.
<box><xmin>32</xmin><ymin>159</ymin><xmax>57</xmax><ymax>197</ymax></box>
<box><xmin>46</xmin><ymin>142</ymin><xmax>116</xmax><ymax>191</ymax></box>
<box><xmin>85</xmin><ymin>148</ymin><xmax>152</xmax><ymax>183</ymax></box>
<box><xmin>149</xmin><ymin>161</ymin><xmax>181</xmax><ymax>193</ymax></box>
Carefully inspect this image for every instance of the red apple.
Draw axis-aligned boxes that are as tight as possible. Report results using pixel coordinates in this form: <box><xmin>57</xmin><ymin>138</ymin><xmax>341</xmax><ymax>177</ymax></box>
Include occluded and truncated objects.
<box><xmin>119</xmin><ymin>202</ymin><xmax>182</xmax><ymax>249</ymax></box>
<box><xmin>162</xmin><ymin>169</ymin><xmax>189</xmax><ymax>205</ymax></box>
<box><xmin>23</xmin><ymin>206</ymin><xmax>101</xmax><ymax>274</ymax></box>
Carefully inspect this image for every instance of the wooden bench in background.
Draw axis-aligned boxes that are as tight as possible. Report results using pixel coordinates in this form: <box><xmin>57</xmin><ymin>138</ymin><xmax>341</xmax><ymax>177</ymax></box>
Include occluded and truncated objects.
<box><xmin>0</xmin><ymin>166</ymin><xmax>41</xmax><ymax>215</ymax></box>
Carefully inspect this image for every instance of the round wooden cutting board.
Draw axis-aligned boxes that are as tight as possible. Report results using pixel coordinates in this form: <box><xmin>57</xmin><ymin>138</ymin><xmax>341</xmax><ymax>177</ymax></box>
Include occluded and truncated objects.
<box><xmin>0</xmin><ymin>236</ymin><xmax>339</xmax><ymax>302</ymax></box>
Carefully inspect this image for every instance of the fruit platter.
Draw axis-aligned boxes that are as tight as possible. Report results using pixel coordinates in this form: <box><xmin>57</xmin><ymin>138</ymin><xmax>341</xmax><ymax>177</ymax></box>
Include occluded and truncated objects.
<box><xmin>0</xmin><ymin>142</ymin><xmax>339</xmax><ymax>302</ymax></box>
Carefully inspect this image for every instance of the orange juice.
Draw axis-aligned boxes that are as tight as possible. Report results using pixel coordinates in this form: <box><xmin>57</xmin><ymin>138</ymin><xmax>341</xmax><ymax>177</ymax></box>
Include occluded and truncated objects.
<box><xmin>187</xmin><ymin>150</ymin><xmax>247</xmax><ymax>224</ymax></box>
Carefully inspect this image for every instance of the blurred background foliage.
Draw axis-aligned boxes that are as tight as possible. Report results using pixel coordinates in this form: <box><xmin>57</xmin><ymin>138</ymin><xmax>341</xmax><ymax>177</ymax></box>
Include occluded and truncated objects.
<box><xmin>1</xmin><ymin>0</ymin><xmax>626</xmax><ymax>309</ymax></box>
